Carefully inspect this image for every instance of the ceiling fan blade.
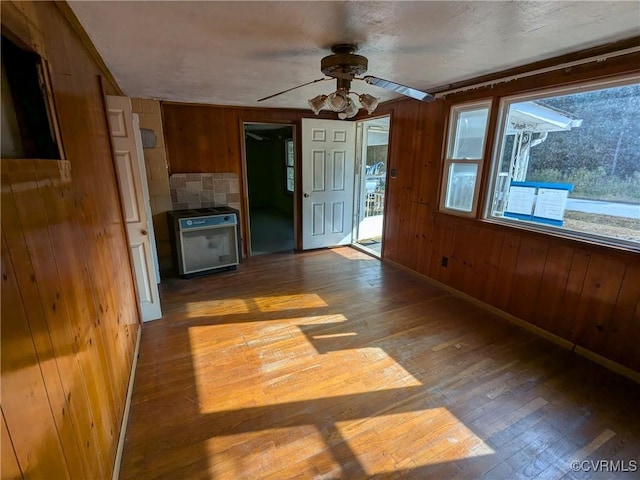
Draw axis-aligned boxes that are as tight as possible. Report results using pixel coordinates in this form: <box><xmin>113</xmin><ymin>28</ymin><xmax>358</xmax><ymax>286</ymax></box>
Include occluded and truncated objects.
<box><xmin>363</xmin><ymin>76</ymin><xmax>434</xmax><ymax>102</ymax></box>
<box><xmin>245</xmin><ymin>132</ymin><xmax>264</xmax><ymax>141</ymax></box>
<box><xmin>257</xmin><ymin>78</ymin><xmax>332</xmax><ymax>102</ymax></box>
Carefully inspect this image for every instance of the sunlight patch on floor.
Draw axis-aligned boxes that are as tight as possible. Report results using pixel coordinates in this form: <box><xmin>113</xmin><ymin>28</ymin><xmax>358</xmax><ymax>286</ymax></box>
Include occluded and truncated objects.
<box><xmin>185</xmin><ymin>293</ymin><xmax>329</xmax><ymax>318</ymax></box>
<box><xmin>188</xmin><ymin>319</ymin><xmax>422</xmax><ymax>414</ymax></box>
<box><xmin>253</xmin><ymin>293</ymin><xmax>328</xmax><ymax>312</ymax></box>
<box><xmin>205</xmin><ymin>424</ymin><xmax>342</xmax><ymax>480</ymax></box>
<box><xmin>329</xmin><ymin>247</ymin><xmax>377</xmax><ymax>260</ymax></box>
<box><xmin>335</xmin><ymin>407</ymin><xmax>495</xmax><ymax>475</ymax></box>
<box><xmin>199</xmin><ymin>407</ymin><xmax>493</xmax><ymax>478</ymax></box>
<box><xmin>185</xmin><ymin>298</ymin><xmax>249</xmax><ymax>317</ymax></box>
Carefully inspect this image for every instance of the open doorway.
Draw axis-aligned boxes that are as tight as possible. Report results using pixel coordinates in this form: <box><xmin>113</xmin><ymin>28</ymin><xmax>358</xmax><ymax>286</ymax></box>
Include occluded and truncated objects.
<box><xmin>354</xmin><ymin>116</ymin><xmax>390</xmax><ymax>257</ymax></box>
<box><xmin>244</xmin><ymin>123</ymin><xmax>295</xmax><ymax>255</ymax></box>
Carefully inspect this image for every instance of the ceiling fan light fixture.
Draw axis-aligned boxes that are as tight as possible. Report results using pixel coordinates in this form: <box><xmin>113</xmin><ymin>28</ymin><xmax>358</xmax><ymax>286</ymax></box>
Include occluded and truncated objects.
<box><xmin>308</xmin><ymin>94</ymin><xmax>327</xmax><ymax>115</ymax></box>
<box><xmin>260</xmin><ymin>45</ymin><xmax>433</xmax><ymax>117</ymax></box>
<box><xmin>359</xmin><ymin>93</ymin><xmax>379</xmax><ymax>114</ymax></box>
<box><xmin>308</xmin><ymin>89</ymin><xmax>378</xmax><ymax>119</ymax></box>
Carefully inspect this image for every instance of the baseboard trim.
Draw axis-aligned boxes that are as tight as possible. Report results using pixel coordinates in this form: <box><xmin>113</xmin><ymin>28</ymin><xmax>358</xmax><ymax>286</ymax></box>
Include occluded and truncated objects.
<box><xmin>112</xmin><ymin>326</ymin><xmax>142</xmax><ymax>480</ymax></box>
<box><xmin>384</xmin><ymin>258</ymin><xmax>639</xmax><ymax>383</ymax></box>
<box><xmin>574</xmin><ymin>346</ymin><xmax>640</xmax><ymax>383</ymax></box>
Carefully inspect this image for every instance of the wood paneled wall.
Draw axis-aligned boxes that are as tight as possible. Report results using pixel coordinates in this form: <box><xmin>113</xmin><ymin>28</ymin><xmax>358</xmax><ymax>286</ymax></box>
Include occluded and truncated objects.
<box><xmin>162</xmin><ymin>103</ymin><xmax>336</xmax><ymax>175</ymax></box>
<box><xmin>1</xmin><ymin>2</ymin><xmax>140</xmax><ymax>479</ymax></box>
<box><xmin>377</xmin><ymin>50</ymin><xmax>640</xmax><ymax>373</ymax></box>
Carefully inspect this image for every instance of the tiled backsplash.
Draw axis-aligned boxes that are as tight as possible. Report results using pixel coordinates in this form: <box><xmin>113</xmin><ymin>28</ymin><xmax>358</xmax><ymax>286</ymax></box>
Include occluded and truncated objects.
<box><xmin>170</xmin><ymin>173</ymin><xmax>241</xmax><ymax>211</ymax></box>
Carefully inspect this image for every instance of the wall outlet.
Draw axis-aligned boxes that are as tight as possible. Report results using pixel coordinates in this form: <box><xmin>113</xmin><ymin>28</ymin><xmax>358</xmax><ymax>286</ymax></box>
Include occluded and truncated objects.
<box><xmin>441</xmin><ymin>256</ymin><xmax>448</xmax><ymax>267</ymax></box>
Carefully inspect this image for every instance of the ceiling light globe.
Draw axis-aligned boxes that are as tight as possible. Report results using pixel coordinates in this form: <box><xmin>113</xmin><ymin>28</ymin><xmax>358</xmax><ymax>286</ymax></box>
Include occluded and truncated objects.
<box><xmin>359</xmin><ymin>94</ymin><xmax>379</xmax><ymax>114</ymax></box>
<box><xmin>326</xmin><ymin>91</ymin><xmax>348</xmax><ymax>112</ymax></box>
<box><xmin>343</xmin><ymin>98</ymin><xmax>359</xmax><ymax>118</ymax></box>
<box><xmin>308</xmin><ymin>95</ymin><xmax>327</xmax><ymax>115</ymax></box>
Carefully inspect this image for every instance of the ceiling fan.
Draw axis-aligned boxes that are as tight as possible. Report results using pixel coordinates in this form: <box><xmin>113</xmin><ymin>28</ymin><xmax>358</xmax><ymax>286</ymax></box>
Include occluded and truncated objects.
<box><xmin>258</xmin><ymin>44</ymin><xmax>434</xmax><ymax>119</ymax></box>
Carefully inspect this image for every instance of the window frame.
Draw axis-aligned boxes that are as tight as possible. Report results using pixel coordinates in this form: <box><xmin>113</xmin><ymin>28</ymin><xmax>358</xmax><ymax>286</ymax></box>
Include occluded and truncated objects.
<box><xmin>439</xmin><ymin>99</ymin><xmax>493</xmax><ymax>217</ymax></box>
<box><xmin>483</xmin><ymin>74</ymin><xmax>640</xmax><ymax>252</ymax></box>
<box><xmin>284</xmin><ymin>138</ymin><xmax>294</xmax><ymax>194</ymax></box>
<box><xmin>1</xmin><ymin>34</ymin><xmax>65</xmax><ymax>160</ymax></box>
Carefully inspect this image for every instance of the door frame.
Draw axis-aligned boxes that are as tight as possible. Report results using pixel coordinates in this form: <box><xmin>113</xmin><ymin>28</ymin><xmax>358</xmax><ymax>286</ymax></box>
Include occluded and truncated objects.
<box><xmin>239</xmin><ymin>120</ymin><xmax>298</xmax><ymax>256</ymax></box>
<box><xmin>352</xmin><ymin>114</ymin><xmax>392</xmax><ymax>258</ymax></box>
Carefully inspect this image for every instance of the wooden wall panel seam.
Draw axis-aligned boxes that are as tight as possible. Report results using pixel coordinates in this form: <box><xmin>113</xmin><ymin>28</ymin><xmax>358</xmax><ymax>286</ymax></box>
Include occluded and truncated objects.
<box><xmin>1</xmin><ymin>407</ymin><xmax>24</xmax><ymax>480</ymax></box>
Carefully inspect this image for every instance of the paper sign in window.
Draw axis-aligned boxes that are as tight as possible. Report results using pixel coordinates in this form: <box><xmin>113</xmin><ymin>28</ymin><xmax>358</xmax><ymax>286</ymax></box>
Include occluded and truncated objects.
<box><xmin>506</xmin><ymin>186</ymin><xmax>536</xmax><ymax>215</ymax></box>
<box><xmin>534</xmin><ymin>188</ymin><xmax>569</xmax><ymax>221</ymax></box>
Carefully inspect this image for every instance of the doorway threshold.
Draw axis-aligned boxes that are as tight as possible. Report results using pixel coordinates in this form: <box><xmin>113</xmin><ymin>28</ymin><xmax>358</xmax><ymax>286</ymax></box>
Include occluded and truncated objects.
<box><xmin>351</xmin><ymin>240</ymin><xmax>382</xmax><ymax>258</ymax></box>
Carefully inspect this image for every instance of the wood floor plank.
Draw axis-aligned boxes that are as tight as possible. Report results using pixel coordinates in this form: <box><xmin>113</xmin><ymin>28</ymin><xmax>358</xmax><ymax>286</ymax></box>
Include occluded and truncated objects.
<box><xmin>119</xmin><ymin>248</ymin><xmax>640</xmax><ymax>480</ymax></box>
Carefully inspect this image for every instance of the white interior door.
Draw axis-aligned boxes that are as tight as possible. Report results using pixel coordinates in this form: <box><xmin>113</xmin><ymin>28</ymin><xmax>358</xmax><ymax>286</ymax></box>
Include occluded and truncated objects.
<box><xmin>133</xmin><ymin>113</ymin><xmax>161</xmax><ymax>283</ymax></box>
<box><xmin>302</xmin><ymin>118</ymin><xmax>356</xmax><ymax>249</ymax></box>
<box><xmin>107</xmin><ymin>95</ymin><xmax>162</xmax><ymax>322</ymax></box>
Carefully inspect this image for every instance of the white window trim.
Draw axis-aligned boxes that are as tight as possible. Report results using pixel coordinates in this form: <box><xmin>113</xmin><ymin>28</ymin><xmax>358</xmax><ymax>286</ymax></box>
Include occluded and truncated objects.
<box><xmin>439</xmin><ymin>99</ymin><xmax>492</xmax><ymax>217</ymax></box>
<box><xmin>484</xmin><ymin>74</ymin><xmax>640</xmax><ymax>252</ymax></box>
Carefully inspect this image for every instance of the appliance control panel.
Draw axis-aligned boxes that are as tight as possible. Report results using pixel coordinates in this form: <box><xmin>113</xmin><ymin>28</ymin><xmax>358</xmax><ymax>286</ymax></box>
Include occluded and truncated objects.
<box><xmin>179</xmin><ymin>214</ymin><xmax>237</xmax><ymax>230</ymax></box>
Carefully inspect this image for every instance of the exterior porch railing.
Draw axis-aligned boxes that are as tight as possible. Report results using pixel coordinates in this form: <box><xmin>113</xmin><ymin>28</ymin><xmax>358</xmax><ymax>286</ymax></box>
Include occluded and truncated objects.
<box><xmin>365</xmin><ymin>192</ymin><xmax>384</xmax><ymax>217</ymax></box>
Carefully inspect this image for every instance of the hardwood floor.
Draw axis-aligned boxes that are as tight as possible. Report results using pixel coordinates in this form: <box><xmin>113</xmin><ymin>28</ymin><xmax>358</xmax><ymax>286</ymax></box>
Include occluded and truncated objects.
<box><xmin>119</xmin><ymin>248</ymin><xmax>640</xmax><ymax>480</ymax></box>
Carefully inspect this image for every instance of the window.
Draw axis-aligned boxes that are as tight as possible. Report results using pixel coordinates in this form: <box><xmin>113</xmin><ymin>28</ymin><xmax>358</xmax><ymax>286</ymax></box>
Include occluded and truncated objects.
<box><xmin>440</xmin><ymin>101</ymin><xmax>491</xmax><ymax>215</ymax></box>
<box><xmin>285</xmin><ymin>139</ymin><xmax>294</xmax><ymax>193</ymax></box>
<box><xmin>1</xmin><ymin>34</ymin><xmax>62</xmax><ymax>159</ymax></box>
<box><xmin>486</xmin><ymin>78</ymin><xmax>640</xmax><ymax>249</ymax></box>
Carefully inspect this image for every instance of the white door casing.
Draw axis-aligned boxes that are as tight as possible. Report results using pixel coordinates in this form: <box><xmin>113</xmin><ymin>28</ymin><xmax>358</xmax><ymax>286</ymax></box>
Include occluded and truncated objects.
<box><xmin>302</xmin><ymin>118</ymin><xmax>356</xmax><ymax>250</ymax></box>
<box><xmin>107</xmin><ymin>95</ymin><xmax>162</xmax><ymax>322</ymax></box>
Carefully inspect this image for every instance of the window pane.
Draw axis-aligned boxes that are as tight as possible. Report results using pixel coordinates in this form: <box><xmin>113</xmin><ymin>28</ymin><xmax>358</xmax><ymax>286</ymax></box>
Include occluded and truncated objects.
<box><xmin>489</xmin><ymin>82</ymin><xmax>640</xmax><ymax>246</ymax></box>
<box><xmin>286</xmin><ymin>166</ymin><xmax>294</xmax><ymax>192</ymax></box>
<box><xmin>285</xmin><ymin>140</ymin><xmax>294</xmax><ymax>192</ymax></box>
<box><xmin>445</xmin><ymin>163</ymin><xmax>478</xmax><ymax>211</ymax></box>
<box><xmin>286</xmin><ymin>140</ymin><xmax>294</xmax><ymax>166</ymax></box>
<box><xmin>448</xmin><ymin>106</ymin><xmax>490</xmax><ymax>159</ymax></box>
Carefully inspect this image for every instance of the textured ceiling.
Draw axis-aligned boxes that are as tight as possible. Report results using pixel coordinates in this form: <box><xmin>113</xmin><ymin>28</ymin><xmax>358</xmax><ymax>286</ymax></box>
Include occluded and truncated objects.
<box><xmin>68</xmin><ymin>1</ymin><xmax>639</xmax><ymax>110</ymax></box>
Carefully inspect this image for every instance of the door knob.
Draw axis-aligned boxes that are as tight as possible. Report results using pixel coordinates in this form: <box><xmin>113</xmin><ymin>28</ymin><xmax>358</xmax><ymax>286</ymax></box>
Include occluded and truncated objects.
<box><xmin>141</xmin><ymin>229</ymin><xmax>148</xmax><ymax>235</ymax></box>
<box><xmin>303</xmin><ymin>193</ymin><xmax>310</xmax><ymax>198</ymax></box>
